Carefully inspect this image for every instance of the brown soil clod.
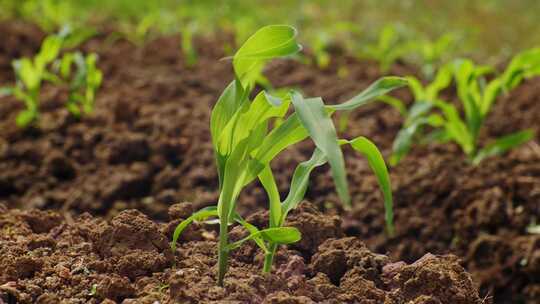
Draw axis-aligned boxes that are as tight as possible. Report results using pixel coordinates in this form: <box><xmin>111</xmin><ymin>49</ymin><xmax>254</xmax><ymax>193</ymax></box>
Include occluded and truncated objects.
<box><xmin>0</xmin><ymin>205</ymin><xmax>483</xmax><ymax>303</ymax></box>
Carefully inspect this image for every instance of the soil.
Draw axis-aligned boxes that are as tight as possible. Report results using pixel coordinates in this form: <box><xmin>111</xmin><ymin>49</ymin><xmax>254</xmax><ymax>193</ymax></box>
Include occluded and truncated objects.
<box><xmin>0</xmin><ymin>202</ymin><xmax>481</xmax><ymax>303</ymax></box>
<box><xmin>0</xmin><ymin>21</ymin><xmax>539</xmax><ymax>303</ymax></box>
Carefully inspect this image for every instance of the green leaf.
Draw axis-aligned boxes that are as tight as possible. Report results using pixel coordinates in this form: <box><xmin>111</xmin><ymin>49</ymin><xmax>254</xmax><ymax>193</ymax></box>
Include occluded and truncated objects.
<box><xmin>434</xmin><ymin>100</ymin><xmax>474</xmax><ymax>156</ymax></box>
<box><xmin>225</xmin><ymin>227</ymin><xmax>301</xmax><ymax>252</ymax></box>
<box><xmin>378</xmin><ymin>95</ymin><xmax>407</xmax><ymax>117</ymax></box>
<box><xmin>425</xmin><ymin>63</ymin><xmax>452</xmax><ymax>100</ymax></box>
<box><xmin>390</xmin><ymin>119</ymin><xmax>423</xmax><ymax>166</ymax></box>
<box><xmin>407</xmin><ymin>76</ymin><xmax>425</xmax><ymax>100</ymax></box>
<box><xmin>217</xmin><ymin>91</ymin><xmax>289</xmax><ymax>155</ymax></box>
<box><xmin>453</xmin><ymin>59</ymin><xmax>483</xmax><ymax>139</ymax></box>
<box><xmin>234</xmin><ymin>25</ymin><xmax>301</xmax><ymax>87</ymax></box>
<box><xmin>258</xmin><ymin>166</ymin><xmax>281</xmax><ymax>228</ymax></box>
<box><xmin>281</xmin><ymin>148</ymin><xmax>327</xmax><ymax>223</ymax></box>
<box><xmin>170</xmin><ymin>206</ymin><xmax>218</xmax><ymax>253</ymax></box>
<box><xmin>218</xmin><ymin>137</ymin><xmax>253</xmax><ymax>221</ymax></box>
<box><xmin>343</xmin><ymin>137</ymin><xmax>394</xmax><ymax>236</ymax></box>
<box><xmin>291</xmin><ymin>91</ymin><xmax>350</xmax><ymax>208</ymax></box>
<box><xmin>232</xmin><ymin>212</ymin><xmax>267</xmax><ymax>252</ymax></box>
<box><xmin>14</xmin><ymin>58</ymin><xmax>40</xmax><ymax>90</ymax></box>
<box><xmin>473</xmin><ymin>130</ymin><xmax>534</xmax><ymax>165</ymax></box>
<box><xmin>211</xmin><ymin>80</ymin><xmax>247</xmax><ymax>150</ymax></box>
<box><xmin>35</xmin><ymin>35</ymin><xmax>63</xmax><ymax>68</ymax></box>
<box><xmin>405</xmin><ymin>101</ymin><xmax>433</xmax><ymax>125</ymax></box>
<box><xmin>329</xmin><ymin>77</ymin><xmax>408</xmax><ymax>111</ymax></box>
<box><xmin>480</xmin><ymin>78</ymin><xmax>503</xmax><ymax>116</ymax></box>
<box><xmin>259</xmin><ymin>227</ymin><xmax>301</xmax><ymax>244</ymax></box>
<box><xmin>15</xmin><ymin>110</ymin><xmax>37</xmax><ymax>127</ymax></box>
<box><xmin>60</xmin><ymin>53</ymin><xmax>75</xmax><ymax>78</ymax></box>
<box><xmin>210</xmin><ymin>80</ymin><xmax>248</xmax><ymax>185</ymax></box>
<box><xmin>252</xmin><ymin>113</ymin><xmax>309</xmax><ymax>165</ymax></box>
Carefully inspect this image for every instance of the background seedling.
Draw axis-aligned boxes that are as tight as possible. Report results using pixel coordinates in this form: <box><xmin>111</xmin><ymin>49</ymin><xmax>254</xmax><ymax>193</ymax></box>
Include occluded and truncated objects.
<box><xmin>1</xmin><ymin>29</ymin><xmax>103</xmax><ymax>126</ymax></box>
<box><xmin>387</xmin><ymin>63</ymin><xmax>453</xmax><ymax>165</ymax></box>
<box><xmin>388</xmin><ymin>48</ymin><xmax>540</xmax><ymax>165</ymax></box>
<box><xmin>406</xmin><ymin>33</ymin><xmax>460</xmax><ymax>79</ymax></box>
<box><xmin>59</xmin><ymin>52</ymin><xmax>103</xmax><ymax>117</ymax></box>
<box><xmin>170</xmin><ymin>25</ymin><xmax>405</xmax><ymax>285</ymax></box>
<box><xmin>359</xmin><ymin>25</ymin><xmax>412</xmax><ymax>73</ymax></box>
<box><xmin>1</xmin><ymin>34</ymin><xmax>63</xmax><ymax>127</ymax></box>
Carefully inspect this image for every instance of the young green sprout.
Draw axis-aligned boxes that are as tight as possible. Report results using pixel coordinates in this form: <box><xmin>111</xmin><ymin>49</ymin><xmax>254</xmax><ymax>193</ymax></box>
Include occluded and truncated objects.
<box><xmin>359</xmin><ymin>25</ymin><xmax>412</xmax><ymax>73</ymax></box>
<box><xmin>0</xmin><ymin>29</ymin><xmax>103</xmax><ymax>126</ymax></box>
<box><xmin>59</xmin><ymin>52</ymin><xmax>103</xmax><ymax>117</ymax></box>
<box><xmin>408</xmin><ymin>33</ymin><xmax>459</xmax><ymax>79</ymax></box>
<box><xmin>0</xmin><ymin>34</ymin><xmax>63</xmax><ymax>127</ymax></box>
<box><xmin>170</xmin><ymin>25</ymin><xmax>406</xmax><ymax>286</ymax></box>
<box><xmin>386</xmin><ymin>63</ymin><xmax>453</xmax><ymax>165</ymax></box>
<box><xmin>388</xmin><ymin>48</ymin><xmax>539</xmax><ymax>165</ymax></box>
<box><xmin>180</xmin><ymin>22</ymin><xmax>198</xmax><ymax>67</ymax></box>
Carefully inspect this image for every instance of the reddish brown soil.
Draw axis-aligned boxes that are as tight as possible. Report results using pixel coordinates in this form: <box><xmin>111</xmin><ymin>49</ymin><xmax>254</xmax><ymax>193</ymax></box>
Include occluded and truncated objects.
<box><xmin>0</xmin><ymin>21</ymin><xmax>539</xmax><ymax>303</ymax></box>
<box><xmin>0</xmin><ymin>202</ymin><xmax>481</xmax><ymax>303</ymax></box>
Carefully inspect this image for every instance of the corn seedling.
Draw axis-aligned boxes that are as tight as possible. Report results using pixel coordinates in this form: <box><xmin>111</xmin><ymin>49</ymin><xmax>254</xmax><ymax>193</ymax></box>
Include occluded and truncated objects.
<box><xmin>389</xmin><ymin>48</ymin><xmax>540</xmax><ymax>165</ymax></box>
<box><xmin>387</xmin><ymin>63</ymin><xmax>453</xmax><ymax>165</ymax></box>
<box><xmin>359</xmin><ymin>25</ymin><xmax>412</xmax><ymax>73</ymax></box>
<box><xmin>58</xmin><ymin>52</ymin><xmax>103</xmax><ymax>117</ymax></box>
<box><xmin>0</xmin><ymin>30</ymin><xmax>103</xmax><ymax>126</ymax></box>
<box><xmin>170</xmin><ymin>25</ymin><xmax>406</xmax><ymax>286</ymax></box>
<box><xmin>180</xmin><ymin>22</ymin><xmax>198</xmax><ymax>67</ymax></box>
<box><xmin>0</xmin><ymin>34</ymin><xmax>63</xmax><ymax>127</ymax></box>
<box><xmin>407</xmin><ymin>33</ymin><xmax>459</xmax><ymax>79</ymax></box>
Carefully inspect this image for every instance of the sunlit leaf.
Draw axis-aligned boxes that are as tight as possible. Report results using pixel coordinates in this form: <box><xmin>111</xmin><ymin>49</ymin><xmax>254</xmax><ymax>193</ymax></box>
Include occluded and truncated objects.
<box><xmin>291</xmin><ymin>91</ymin><xmax>350</xmax><ymax>207</ymax></box>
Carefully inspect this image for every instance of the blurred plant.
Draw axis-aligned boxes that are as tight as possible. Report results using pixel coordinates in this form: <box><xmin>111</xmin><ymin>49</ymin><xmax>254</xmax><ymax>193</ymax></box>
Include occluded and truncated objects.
<box><xmin>407</xmin><ymin>33</ymin><xmax>460</xmax><ymax>79</ymax></box>
<box><xmin>180</xmin><ymin>22</ymin><xmax>198</xmax><ymax>67</ymax></box>
<box><xmin>0</xmin><ymin>34</ymin><xmax>63</xmax><ymax>126</ymax></box>
<box><xmin>387</xmin><ymin>64</ymin><xmax>453</xmax><ymax>165</ymax></box>
<box><xmin>388</xmin><ymin>48</ymin><xmax>540</xmax><ymax>165</ymax></box>
<box><xmin>359</xmin><ymin>25</ymin><xmax>412</xmax><ymax>73</ymax></box>
<box><xmin>1</xmin><ymin>29</ymin><xmax>103</xmax><ymax>126</ymax></box>
<box><xmin>58</xmin><ymin>52</ymin><xmax>103</xmax><ymax>117</ymax></box>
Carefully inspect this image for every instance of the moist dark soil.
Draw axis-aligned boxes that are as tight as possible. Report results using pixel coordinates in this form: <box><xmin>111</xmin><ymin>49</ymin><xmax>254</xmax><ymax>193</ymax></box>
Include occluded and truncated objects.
<box><xmin>0</xmin><ymin>202</ymin><xmax>481</xmax><ymax>303</ymax></box>
<box><xmin>0</xmin><ymin>21</ymin><xmax>539</xmax><ymax>303</ymax></box>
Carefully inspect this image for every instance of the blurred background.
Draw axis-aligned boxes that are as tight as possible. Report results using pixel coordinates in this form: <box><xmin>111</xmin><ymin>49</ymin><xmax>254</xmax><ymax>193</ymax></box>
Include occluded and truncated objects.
<box><xmin>1</xmin><ymin>0</ymin><xmax>539</xmax><ymax>65</ymax></box>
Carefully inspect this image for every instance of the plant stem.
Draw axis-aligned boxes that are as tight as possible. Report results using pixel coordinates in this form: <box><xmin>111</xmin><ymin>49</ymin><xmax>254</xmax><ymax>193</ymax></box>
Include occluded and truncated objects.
<box><xmin>217</xmin><ymin>216</ymin><xmax>229</xmax><ymax>286</ymax></box>
<box><xmin>263</xmin><ymin>243</ymin><xmax>278</xmax><ymax>273</ymax></box>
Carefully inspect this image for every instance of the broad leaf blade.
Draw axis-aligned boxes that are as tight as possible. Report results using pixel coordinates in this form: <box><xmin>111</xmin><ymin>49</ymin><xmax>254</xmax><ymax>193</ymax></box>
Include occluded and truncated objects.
<box><xmin>210</xmin><ymin>80</ymin><xmax>247</xmax><ymax>150</ymax></box>
<box><xmin>234</xmin><ymin>25</ymin><xmax>301</xmax><ymax>87</ymax></box>
<box><xmin>252</xmin><ymin>113</ymin><xmax>309</xmax><ymax>165</ymax></box>
<box><xmin>259</xmin><ymin>227</ymin><xmax>301</xmax><ymax>244</ymax></box>
<box><xmin>291</xmin><ymin>91</ymin><xmax>350</xmax><ymax>207</ymax></box>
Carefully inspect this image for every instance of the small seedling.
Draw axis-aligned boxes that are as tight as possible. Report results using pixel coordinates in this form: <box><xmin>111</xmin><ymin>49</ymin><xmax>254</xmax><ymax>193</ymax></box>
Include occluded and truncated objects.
<box><xmin>170</xmin><ymin>25</ymin><xmax>406</xmax><ymax>286</ymax></box>
<box><xmin>1</xmin><ymin>34</ymin><xmax>63</xmax><ymax>127</ymax></box>
<box><xmin>359</xmin><ymin>25</ymin><xmax>412</xmax><ymax>73</ymax></box>
<box><xmin>388</xmin><ymin>48</ymin><xmax>539</xmax><ymax>165</ymax></box>
<box><xmin>180</xmin><ymin>22</ymin><xmax>198</xmax><ymax>67</ymax></box>
<box><xmin>58</xmin><ymin>52</ymin><xmax>103</xmax><ymax>117</ymax></box>
<box><xmin>387</xmin><ymin>63</ymin><xmax>453</xmax><ymax>165</ymax></box>
<box><xmin>1</xmin><ymin>30</ymin><xmax>103</xmax><ymax>126</ymax></box>
<box><xmin>407</xmin><ymin>33</ymin><xmax>459</xmax><ymax>79</ymax></box>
